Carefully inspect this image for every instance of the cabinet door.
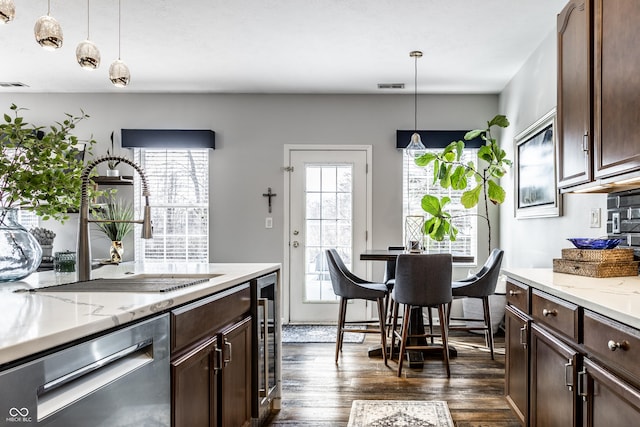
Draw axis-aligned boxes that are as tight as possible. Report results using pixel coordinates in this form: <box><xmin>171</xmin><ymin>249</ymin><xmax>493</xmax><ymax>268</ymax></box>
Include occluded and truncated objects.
<box><xmin>172</xmin><ymin>336</ymin><xmax>220</xmax><ymax>427</ymax></box>
<box><xmin>580</xmin><ymin>358</ymin><xmax>640</xmax><ymax>427</ymax></box>
<box><xmin>557</xmin><ymin>0</ymin><xmax>593</xmax><ymax>188</ymax></box>
<box><xmin>221</xmin><ymin>317</ymin><xmax>252</xmax><ymax>427</ymax></box>
<box><xmin>530</xmin><ymin>323</ymin><xmax>579</xmax><ymax>427</ymax></box>
<box><xmin>594</xmin><ymin>0</ymin><xmax>640</xmax><ymax>178</ymax></box>
<box><xmin>505</xmin><ymin>306</ymin><xmax>529</xmax><ymax>425</ymax></box>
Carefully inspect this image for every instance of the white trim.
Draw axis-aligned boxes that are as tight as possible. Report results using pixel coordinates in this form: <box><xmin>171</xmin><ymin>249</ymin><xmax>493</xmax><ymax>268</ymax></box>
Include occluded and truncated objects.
<box><xmin>282</xmin><ymin>144</ymin><xmax>373</xmax><ymax>324</ymax></box>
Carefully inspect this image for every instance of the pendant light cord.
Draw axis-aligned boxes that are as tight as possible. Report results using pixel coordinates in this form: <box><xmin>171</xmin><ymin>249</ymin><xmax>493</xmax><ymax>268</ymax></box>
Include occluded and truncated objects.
<box><xmin>118</xmin><ymin>0</ymin><xmax>122</xmax><ymax>60</ymax></box>
<box><xmin>47</xmin><ymin>0</ymin><xmax>51</xmax><ymax>16</ymax></box>
<box><xmin>414</xmin><ymin>54</ymin><xmax>418</xmax><ymax>132</ymax></box>
<box><xmin>86</xmin><ymin>0</ymin><xmax>90</xmax><ymax>39</ymax></box>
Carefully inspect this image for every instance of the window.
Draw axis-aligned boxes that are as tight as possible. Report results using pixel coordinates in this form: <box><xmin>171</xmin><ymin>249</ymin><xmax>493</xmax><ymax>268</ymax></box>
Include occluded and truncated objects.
<box><xmin>403</xmin><ymin>149</ymin><xmax>477</xmax><ymax>257</ymax></box>
<box><xmin>133</xmin><ymin>149</ymin><xmax>209</xmax><ymax>263</ymax></box>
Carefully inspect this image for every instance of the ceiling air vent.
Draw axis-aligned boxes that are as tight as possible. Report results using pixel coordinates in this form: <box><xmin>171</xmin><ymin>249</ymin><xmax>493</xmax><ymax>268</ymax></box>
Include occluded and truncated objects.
<box><xmin>0</xmin><ymin>82</ymin><xmax>29</xmax><ymax>88</ymax></box>
<box><xmin>378</xmin><ymin>83</ymin><xmax>405</xmax><ymax>89</ymax></box>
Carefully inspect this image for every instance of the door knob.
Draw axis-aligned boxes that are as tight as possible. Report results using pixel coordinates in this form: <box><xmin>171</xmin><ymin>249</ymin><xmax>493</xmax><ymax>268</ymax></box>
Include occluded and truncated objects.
<box><xmin>292</xmin><ymin>241</ymin><xmax>299</xmax><ymax>248</ymax></box>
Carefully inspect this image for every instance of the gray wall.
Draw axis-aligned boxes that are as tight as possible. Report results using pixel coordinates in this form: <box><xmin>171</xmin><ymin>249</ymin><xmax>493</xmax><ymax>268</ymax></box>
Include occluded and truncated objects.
<box><xmin>1</xmin><ymin>92</ymin><xmax>497</xmax><ymax>273</ymax></box>
<box><xmin>498</xmin><ymin>30</ymin><xmax>607</xmax><ymax>268</ymax></box>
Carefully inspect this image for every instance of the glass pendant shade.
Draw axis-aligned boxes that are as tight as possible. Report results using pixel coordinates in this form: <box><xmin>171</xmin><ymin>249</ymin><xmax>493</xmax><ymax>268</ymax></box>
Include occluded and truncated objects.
<box><xmin>76</xmin><ymin>40</ymin><xmax>100</xmax><ymax>69</ymax></box>
<box><xmin>406</xmin><ymin>132</ymin><xmax>426</xmax><ymax>152</ymax></box>
<box><xmin>34</xmin><ymin>15</ymin><xmax>63</xmax><ymax>50</ymax></box>
<box><xmin>0</xmin><ymin>0</ymin><xmax>15</xmax><ymax>24</ymax></box>
<box><xmin>109</xmin><ymin>60</ymin><xmax>130</xmax><ymax>87</ymax></box>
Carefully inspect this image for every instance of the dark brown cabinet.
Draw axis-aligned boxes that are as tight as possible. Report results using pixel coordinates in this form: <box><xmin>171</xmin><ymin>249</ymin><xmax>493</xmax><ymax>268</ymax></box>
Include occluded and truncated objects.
<box><xmin>505</xmin><ymin>277</ymin><xmax>640</xmax><ymax>426</ymax></box>
<box><xmin>505</xmin><ymin>305</ymin><xmax>529</xmax><ymax>425</ymax></box>
<box><xmin>593</xmin><ymin>0</ymin><xmax>640</xmax><ymax>179</ymax></box>
<box><xmin>172</xmin><ymin>336</ymin><xmax>220</xmax><ymax>427</ymax></box>
<box><xmin>557</xmin><ymin>0</ymin><xmax>592</xmax><ymax>188</ymax></box>
<box><xmin>220</xmin><ymin>317</ymin><xmax>252</xmax><ymax>427</ymax></box>
<box><xmin>557</xmin><ymin>0</ymin><xmax>640</xmax><ymax>189</ymax></box>
<box><xmin>170</xmin><ymin>283</ymin><xmax>252</xmax><ymax>427</ymax></box>
<box><xmin>530</xmin><ymin>323</ymin><xmax>579</xmax><ymax>427</ymax></box>
<box><xmin>580</xmin><ymin>358</ymin><xmax>640</xmax><ymax>427</ymax></box>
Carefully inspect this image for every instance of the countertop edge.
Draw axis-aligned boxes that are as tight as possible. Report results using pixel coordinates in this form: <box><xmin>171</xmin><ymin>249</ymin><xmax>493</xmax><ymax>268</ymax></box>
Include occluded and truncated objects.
<box><xmin>502</xmin><ymin>267</ymin><xmax>640</xmax><ymax>330</ymax></box>
<box><xmin>0</xmin><ymin>263</ymin><xmax>281</xmax><ymax>367</ymax></box>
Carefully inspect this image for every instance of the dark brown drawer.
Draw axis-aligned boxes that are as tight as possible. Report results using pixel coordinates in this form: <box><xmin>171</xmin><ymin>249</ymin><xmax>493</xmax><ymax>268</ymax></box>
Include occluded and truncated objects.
<box><xmin>171</xmin><ymin>283</ymin><xmax>251</xmax><ymax>353</ymax></box>
<box><xmin>584</xmin><ymin>310</ymin><xmax>640</xmax><ymax>382</ymax></box>
<box><xmin>506</xmin><ymin>280</ymin><xmax>529</xmax><ymax>314</ymax></box>
<box><xmin>531</xmin><ymin>289</ymin><xmax>579</xmax><ymax>341</ymax></box>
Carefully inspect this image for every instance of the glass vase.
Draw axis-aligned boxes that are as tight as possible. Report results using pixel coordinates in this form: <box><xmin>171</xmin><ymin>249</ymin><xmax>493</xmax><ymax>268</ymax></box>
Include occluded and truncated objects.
<box><xmin>0</xmin><ymin>208</ymin><xmax>43</xmax><ymax>281</ymax></box>
<box><xmin>110</xmin><ymin>240</ymin><xmax>123</xmax><ymax>264</ymax></box>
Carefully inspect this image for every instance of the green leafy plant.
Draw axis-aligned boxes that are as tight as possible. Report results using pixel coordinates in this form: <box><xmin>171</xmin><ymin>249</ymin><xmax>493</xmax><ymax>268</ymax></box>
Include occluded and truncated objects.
<box><xmin>91</xmin><ymin>193</ymin><xmax>134</xmax><ymax>241</ymax></box>
<box><xmin>415</xmin><ymin>114</ymin><xmax>512</xmax><ymax>253</ymax></box>
<box><xmin>0</xmin><ymin>104</ymin><xmax>95</xmax><ymax>223</ymax></box>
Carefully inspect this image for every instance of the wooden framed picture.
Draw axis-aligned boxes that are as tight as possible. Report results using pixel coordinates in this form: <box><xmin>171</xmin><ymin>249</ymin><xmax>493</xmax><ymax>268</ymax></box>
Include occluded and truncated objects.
<box><xmin>514</xmin><ymin>108</ymin><xmax>562</xmax><ymax>219</ymax></box>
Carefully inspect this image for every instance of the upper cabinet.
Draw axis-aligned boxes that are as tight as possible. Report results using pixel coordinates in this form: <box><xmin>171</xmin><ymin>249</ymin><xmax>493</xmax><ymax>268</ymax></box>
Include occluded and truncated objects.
<box><xmin>557</xmin><ymin>0</ymin><xmax>592</xmax><ymax>188</ymax></box>
<box><xmin>593</xmin><ymin>0</ymin><xmax>640</xmax><ymax>179</ymax></box>
<box><xmin>557</xmin><ymin>0</ymin><xmax>640</xmax><ymax>191</ymax></box>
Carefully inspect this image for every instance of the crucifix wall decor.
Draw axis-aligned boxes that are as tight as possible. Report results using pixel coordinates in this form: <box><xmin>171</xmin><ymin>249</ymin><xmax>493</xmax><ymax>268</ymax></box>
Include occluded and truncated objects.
<box><xmin>262</xmin><ymin>187</ymin><xmax>277</xmax><ymax>213</ymax></box>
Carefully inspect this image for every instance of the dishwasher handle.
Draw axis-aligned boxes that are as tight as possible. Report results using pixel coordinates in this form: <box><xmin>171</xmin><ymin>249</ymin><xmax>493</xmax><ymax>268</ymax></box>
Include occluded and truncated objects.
<box><xmin>38</xmin><ymin>338</ymin><xmax>153</xmax><ymax>395</ymax></box>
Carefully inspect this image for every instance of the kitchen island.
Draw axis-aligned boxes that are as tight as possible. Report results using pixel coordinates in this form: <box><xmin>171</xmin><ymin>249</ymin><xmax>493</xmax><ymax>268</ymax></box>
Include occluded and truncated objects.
<box><xmin>502</xmin><ymin>268</ymin><xmax>640</xmax><ymax>426</ymax></box>
<box><xmin>0</xmin><ymin>262</ymin><xmax>280</xmax><ymax>427</ymax></box>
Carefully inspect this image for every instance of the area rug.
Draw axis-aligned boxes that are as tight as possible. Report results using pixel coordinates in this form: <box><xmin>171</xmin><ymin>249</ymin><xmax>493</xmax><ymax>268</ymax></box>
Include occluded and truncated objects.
<box><xmin>347</xmin><ymin>400</ymin><xmax>454</xmax><ymax>427</ymax></box>
<box><xmin>281</xmin><ymin>324</ymin><xmax>365</xmax><ymax>344</ymax></box>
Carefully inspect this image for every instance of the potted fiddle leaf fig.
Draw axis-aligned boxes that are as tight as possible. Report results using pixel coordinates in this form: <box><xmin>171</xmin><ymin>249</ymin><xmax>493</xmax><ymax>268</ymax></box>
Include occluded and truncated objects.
<box><xmin>415</xmin><ymin>114</ymin><xmax>512</xmax><ymax>254</ymax></box>
<box><xmin>0</xmin><ymin>103</ymin><xmax>95</xmax><ymax>281</ymax></box>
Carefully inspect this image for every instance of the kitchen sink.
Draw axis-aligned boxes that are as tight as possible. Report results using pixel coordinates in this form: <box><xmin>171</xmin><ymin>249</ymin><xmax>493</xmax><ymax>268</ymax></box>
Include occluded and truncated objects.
<box><xmin>25</xmin><ymin>274</ymin><xmax>224</xmax><ymax>293</ymax></box>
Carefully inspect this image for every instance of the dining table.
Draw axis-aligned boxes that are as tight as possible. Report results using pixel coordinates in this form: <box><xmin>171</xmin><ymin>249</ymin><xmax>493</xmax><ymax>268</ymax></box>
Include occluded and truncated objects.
<box><xmin>360</xmin><ymin>248</ymin><xmax>474</xmax><ymax>367</ymax></box>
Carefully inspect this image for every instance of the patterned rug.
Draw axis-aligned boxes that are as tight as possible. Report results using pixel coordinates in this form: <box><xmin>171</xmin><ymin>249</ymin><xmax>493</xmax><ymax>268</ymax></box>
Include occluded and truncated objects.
<box><xmin>347</xmin><ymin>400</ymin><xmax>454</xmax><ymax>427</ymax></box>
<box><xmin>281</xmin><ymin>324</ymin><xmax>365</xmax><ymax>344</ymax></box>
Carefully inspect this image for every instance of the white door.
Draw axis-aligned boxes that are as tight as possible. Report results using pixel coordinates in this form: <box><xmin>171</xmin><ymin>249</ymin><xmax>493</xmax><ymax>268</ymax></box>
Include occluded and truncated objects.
<box><xmin>285</xmin><ymin>146</ymin><xmax>371</xmax><ymax>323</ymax></box>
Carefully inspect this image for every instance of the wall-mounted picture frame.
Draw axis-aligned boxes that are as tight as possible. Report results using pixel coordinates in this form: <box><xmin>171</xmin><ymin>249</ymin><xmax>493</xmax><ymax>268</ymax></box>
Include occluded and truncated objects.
<box><xmin>514</xmin><ymin>108</ymin><xmax>562</xmax><ymax>219</ymax></box>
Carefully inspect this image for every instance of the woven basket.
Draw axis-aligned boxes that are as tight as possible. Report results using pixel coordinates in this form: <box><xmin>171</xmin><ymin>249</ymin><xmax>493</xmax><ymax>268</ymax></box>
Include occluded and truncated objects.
<box><xmin>561</xmin><ymin>248</ymin><xmax>634</xmax><ymax>263</ymax></box>
<box><xmin>553</xmin><ymin>258</ymin><xmax>639</xmax><ymax>278</ymax></box>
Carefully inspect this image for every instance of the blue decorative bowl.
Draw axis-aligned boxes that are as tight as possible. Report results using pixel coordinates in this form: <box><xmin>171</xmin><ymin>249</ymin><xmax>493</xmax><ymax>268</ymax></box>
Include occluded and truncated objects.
<box><xmin>567</xmin><ymin>238</ymin><xmax>622</xmax><ymax>250</ymax></box>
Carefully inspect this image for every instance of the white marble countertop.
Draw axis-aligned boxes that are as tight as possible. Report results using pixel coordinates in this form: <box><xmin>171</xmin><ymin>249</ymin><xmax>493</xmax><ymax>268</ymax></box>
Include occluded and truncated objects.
<box><xmin>0</xmin><ymin>262</ymin><xmax>280</xmax><ymax>367</ymax></box>
<box><xmin>502</xmin><ymin>268</ymin><xmax>640</xmax><ymax>329</ymax></box>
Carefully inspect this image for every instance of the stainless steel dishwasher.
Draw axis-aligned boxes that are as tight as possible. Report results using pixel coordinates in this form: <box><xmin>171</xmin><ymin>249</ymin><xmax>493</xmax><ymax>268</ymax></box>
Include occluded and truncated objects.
<box><xmin>0</xmin><ymin>314</ymin><xmax>170</xmax><ymax>426</ymax></box>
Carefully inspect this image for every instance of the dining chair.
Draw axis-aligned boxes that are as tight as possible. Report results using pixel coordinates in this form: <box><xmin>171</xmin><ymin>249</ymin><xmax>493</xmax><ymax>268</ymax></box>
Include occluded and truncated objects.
<box><xmin>325</xmin><ymin>249</ymin><xmax>389</xmax><ymax>365</ymax></box>
<box><xmin>391</xmin><ymin>253</ymin><xmax>453</xmax><ymax>377</ymax></box>
<box><xmin>383</xmin><ymin>246</ymin><xmax>405</xmax><ymax>335</ymax></box>
<box><xmin>447</xmin><ymin>248</ymin><xmax>504</xmax><ymax>360</ymax></box>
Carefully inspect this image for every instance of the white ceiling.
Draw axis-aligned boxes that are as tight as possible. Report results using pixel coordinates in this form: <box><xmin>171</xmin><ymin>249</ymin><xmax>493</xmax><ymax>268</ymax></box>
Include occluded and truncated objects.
<box><xmin>1</xmin><ymin>0</ymin><xmax>567</xmax><ymax>94</ymax></box>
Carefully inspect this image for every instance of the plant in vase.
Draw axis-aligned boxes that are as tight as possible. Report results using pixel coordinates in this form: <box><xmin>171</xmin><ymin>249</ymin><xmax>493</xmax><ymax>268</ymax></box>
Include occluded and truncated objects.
<box><xmin>91</xmin><ymin>193</ymin><xmax>133</xmax><ymax>264</ymax></box>
<box><xmin>0</xmin><ymin>104</ymin><xmax>95</xmax><ymax>281</ymax></box>
<box><xmin>106</xmin><ymin>131</ymin><xmax>121</xmax><ymax>177</ymax></box>
<box><xmin>29</xmin><ymin>227</ymin><xmax>56</xmax><ymax>264</ymax></box>
<box><xmin>414</xmin><ymin>114</ymin><xmax>511</xmax><ymax>254</ymax></box>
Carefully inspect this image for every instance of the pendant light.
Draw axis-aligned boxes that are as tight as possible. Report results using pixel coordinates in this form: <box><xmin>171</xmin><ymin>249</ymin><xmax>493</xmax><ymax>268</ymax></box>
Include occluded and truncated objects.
<box><xmin>405</xmin><ymin>50</ymin><xmax>426</xmax><ymax>152</ymax></box>
<box><xmin>0</xmin><ymin>0</ymin><xmax>15</xmax><ymax>24</ymax></box>
<box><xmin>34</xmin><ymin>0</ymin><xmax>63</xmax><ymax>50</ymax></box>
<box><xmin>109</xmin><ymin>0</ymin><xmax>130</xmax><ymax>87</ymax></box>
<box><xmin>76</xmin><ymin>0</ymin><xmax>100</xmax><ymax>69</ymax></box>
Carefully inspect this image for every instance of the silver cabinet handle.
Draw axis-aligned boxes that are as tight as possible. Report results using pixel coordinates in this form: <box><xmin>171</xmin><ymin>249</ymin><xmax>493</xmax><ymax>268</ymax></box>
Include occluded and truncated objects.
<box><xmin>607</xmin><ymin>340</ymin><xmax>629</xmax><ymax>351</ymax></box>
<box><xmin>223</xmin><ymin>340</ymin><xmax>233</xmax><ymax>367</ymax></box>
<box><xmin>582</xmin><ymin>133</ymin><xmax>589</xmax><ymax>152</ymax></box>
<box><xmin>543</xmin><ymin>308</ymin><xmax>557</xmax><ymax>317</ymax></box>
<box><xmin>292</xmin><ymin>241</ymin><xmax>299</xmax><ymax>248</ymax></box>
<box><xmin>565</xmin><ymin>359</ymin><xmax>574</xmax><ymax>391</ymax></box>
<box><xmin>509</xmin><ymin>290</ymin><xmax>520</xmax><ymax>296</ymax></box>
<box><xmin>577</xmin><ymin>368</ymin><xmax>587</xmax><ymax>401</ymax></box>
<box><xmin>213</xmin><ymin>347</ymin><xmax>223</xmax><ymax>373</ymax></box>
<box><xmin>519</xmin><ymin>325</ymin><xmax>528</xmax><ymax>348</ymax></box>
<box><xmin>258</xmin><ymin>298</ymin><xmax>269</xmax><ymax>398</ymax></box>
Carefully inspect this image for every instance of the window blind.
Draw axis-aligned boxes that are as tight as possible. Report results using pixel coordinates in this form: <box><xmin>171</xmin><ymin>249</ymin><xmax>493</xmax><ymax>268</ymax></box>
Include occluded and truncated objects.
<box><xmin>134</xmin><ymin>149</ymin><xmax>209</xmax><ymax>262</ymax></box>
<box><xmin>403</xmin><ymin>149</ymin><xmax>477</xmax><ymax>258</ymax></box>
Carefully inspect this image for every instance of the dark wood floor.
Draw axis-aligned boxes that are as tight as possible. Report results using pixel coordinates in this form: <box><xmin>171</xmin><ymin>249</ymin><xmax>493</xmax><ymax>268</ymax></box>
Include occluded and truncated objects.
<box><xmin>266</xmin><ymin>329</ymin><xmax>520</xmax><ymax>426</ymax></box>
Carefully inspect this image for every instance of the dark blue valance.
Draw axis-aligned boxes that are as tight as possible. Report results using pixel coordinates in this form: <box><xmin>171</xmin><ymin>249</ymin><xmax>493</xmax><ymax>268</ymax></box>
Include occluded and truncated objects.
<box><xmin>396</xmin><ymin>130</ymin><xmax>484</xmax><ymax>149</ymax></box>
<box><xmin>121</xmin><ymin>129</ymin><xmax>215</xmax><ymax>149</ymax></box>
